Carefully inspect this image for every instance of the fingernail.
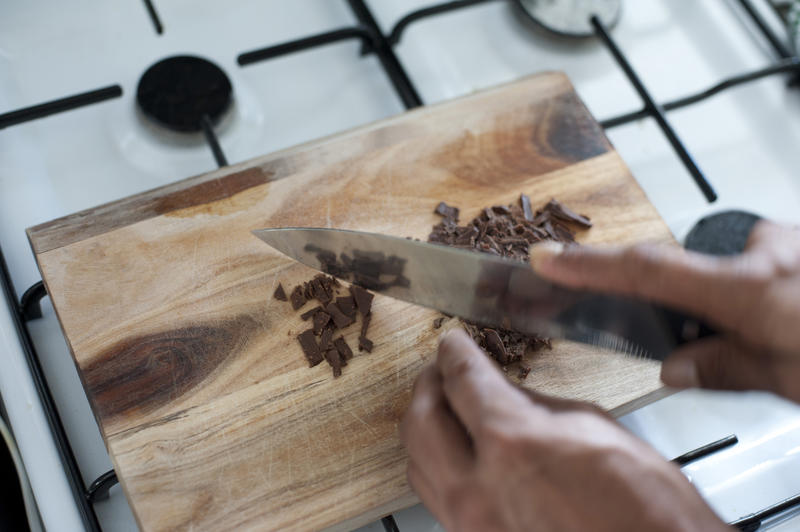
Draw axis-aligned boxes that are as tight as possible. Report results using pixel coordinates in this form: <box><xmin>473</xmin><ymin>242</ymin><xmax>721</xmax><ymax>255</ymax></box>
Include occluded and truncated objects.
<box><xmin>661</xmin><ymin>358</ymin><xmax>700</xmax><ymax>388</ymax></box>
<box><xmin>530</xmin><ymin>241</ymin><xmax>565</xmax><ymax>271</ymax></box>
<box><xmin>438</xmin><ymin>328</ymin><xmax>460</xmax><ymax>348</ymax></box>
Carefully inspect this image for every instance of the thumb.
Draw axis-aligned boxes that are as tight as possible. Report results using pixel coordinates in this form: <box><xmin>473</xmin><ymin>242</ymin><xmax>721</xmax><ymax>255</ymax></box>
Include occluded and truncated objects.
<box><xmin>660</xmin><ymin>336</ymin><xmax>793</xmax><ymax>397</ymax></box>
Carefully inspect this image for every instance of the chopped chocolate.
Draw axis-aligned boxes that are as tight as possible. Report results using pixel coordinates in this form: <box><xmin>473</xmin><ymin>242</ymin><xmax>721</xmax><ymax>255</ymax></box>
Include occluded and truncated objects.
<box><xmin>290</xmin><ymin>285</ymin><xmax>307</xmax><ymax>310</ymax></box>
<box><xmin>434</xmin><ymin>201</ymin><xmax>460</xmax><ymax>222</ymax></box>
<box><xmin>336</xmin><ymin>296</ymin><xmax>357</xmax><ymax>319</ymax></box>
<box><xmin>432</xmin><ymin>317</ymin><xmax>446</xmax><ymax>329</ymax></box>
<box><xmin>297</xmin><ymin>329</ymin><xmax>323</xmax><ymax>367</ymax></box>
<box><xmin>520</xmin><ymin>194</ymin><xmax>533</xmax><ymax>221</ymax></box>
<box><xmin>518</xmin><ymin>365</ymin><xmax>531</xmax><ymax>380</ymax></box>
<box><xmin>273</xmin><ymin>283</ymin><xmax>287</xmax><ymax>301</ymax></box>
<box><xmin>300</xmin><ymin>305</ymin><xmax>323</xmax><ymax>321</ymax></box>
<box><xmin>428</xmin><ymin>195</ymin><xmax>591</xmax><ymax>369</ymax></box>
<box><xmin>349</xmin><ymin>285</ymin><xmax>374</xmax><ymax>317</ymax></box>
<box><xmin>333</xmin><ymin>336</ymin><xmax>354</xmax><ymax>361</ymax></box>
<box><xmin>325</xmin><ymin>302</ymin><xmax>355</xmax><ymax>329</ymax></box>
<box><xmin>483</xmin><ymin>329</ymin><xmax>508</xmax><ymax>365</ymax></box>
<box><xmin>324</xmin><ymin>348</ymin><xmax>344</xmax><ymax>378</ymax></box>
<box><xmin>360</xmin><ymin>312</ymin><xmax>372</xmax><ymax>340</ymax></box>
<box><xmin>312</xmin><ymin>311</ymin><xmax>331</xmax><ymax>335</ymax></box>
<box><xmin>358</xmin><ymin>336</ymin><xmax>374</xmax><ymax>353</ymax></box>
<box><xmin>319</xmin><ymin>327</ymin><xmax>334</xmax><ymax>353</ymax></box>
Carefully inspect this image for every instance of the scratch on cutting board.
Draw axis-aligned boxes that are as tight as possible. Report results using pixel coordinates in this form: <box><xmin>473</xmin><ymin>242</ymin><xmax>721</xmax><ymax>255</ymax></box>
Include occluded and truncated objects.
<box><xmin>346</xmin><ymin>409</ymin><xmax>378</xmax><ymax>438</ymax></box>
<box><xmin>325</xmin><ymin>197</ymin><xmax>332</xmax><ymax>228</ymax></box>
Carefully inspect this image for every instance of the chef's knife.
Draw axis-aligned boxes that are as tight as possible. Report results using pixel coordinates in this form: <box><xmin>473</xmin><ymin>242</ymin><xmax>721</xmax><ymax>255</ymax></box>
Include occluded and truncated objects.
<box><xmin>253</xmin><ymin>227</ymin><xmax>713</xmax><ymax>361</ymax></box>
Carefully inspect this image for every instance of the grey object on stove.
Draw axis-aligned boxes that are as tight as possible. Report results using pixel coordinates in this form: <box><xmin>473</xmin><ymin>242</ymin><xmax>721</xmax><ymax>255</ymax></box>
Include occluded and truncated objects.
<box><xmin>515</xmin><ymin>0</ymin><xmax>621</xmax><ymax>37</ymax></box>
<box><xmin>684</xmin><ymin>211</ymin><xmax>762</xmax><ymax>257</ymax></box>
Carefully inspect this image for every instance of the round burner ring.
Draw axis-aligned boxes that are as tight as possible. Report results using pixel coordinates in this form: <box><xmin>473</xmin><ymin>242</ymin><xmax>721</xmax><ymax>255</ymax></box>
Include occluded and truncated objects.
<box><xmin>515</xmin><ymin>0</ymin><xmax>621</xmax><ymax>37</ymax></box>
<box><xmin>136</xmin><ymin>55</ymin><xmax>233</xmax><ymax>133</ymax></box>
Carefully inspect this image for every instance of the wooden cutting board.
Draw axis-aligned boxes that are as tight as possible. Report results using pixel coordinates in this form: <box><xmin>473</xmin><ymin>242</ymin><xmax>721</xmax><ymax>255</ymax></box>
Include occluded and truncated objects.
<box><xmin>29</xmin><ymin>72</ymin><xmax>673</xmax><ymax>531</ymax></box>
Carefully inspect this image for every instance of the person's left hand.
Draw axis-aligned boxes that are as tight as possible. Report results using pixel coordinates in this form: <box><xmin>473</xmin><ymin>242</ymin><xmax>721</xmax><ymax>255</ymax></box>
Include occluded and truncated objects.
<box><xmin>399</xmin><ymin>329</ymin><xmax>729</xmax><ymax>532</ymax></box>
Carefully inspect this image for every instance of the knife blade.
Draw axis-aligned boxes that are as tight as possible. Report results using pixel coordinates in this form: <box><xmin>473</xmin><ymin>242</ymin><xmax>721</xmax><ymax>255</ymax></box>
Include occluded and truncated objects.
<box><xmin>253</xmin><ymin>227</ymin><xmax>712</xmax><ymax>361</ymax></box>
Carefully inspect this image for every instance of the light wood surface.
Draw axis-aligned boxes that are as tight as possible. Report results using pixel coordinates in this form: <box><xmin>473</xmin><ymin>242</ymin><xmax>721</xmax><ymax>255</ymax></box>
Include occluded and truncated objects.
<box><xmin>29</xmin><ymin>72</ymin><xmax>674</xmax><ymax>531</ymax></box>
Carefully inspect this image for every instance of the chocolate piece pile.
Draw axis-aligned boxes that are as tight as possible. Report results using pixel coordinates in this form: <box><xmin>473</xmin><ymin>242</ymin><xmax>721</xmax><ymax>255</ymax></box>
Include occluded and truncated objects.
<box><xmin>428</xmin><ymin>195</ymin><xmax>592</xmax><ymax>375</ymax></box>
<box><xmin>275</xmin><ymin>275</ymin><xmax>374</xmax><ymax>378</ymax></box>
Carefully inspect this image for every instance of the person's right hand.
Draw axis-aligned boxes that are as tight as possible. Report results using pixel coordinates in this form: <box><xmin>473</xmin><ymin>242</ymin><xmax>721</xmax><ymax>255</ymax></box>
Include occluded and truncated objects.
<box><xmin>530</xmin><ymin>221</ymin><xmax>800</xmax><ymax>402</ymax></box>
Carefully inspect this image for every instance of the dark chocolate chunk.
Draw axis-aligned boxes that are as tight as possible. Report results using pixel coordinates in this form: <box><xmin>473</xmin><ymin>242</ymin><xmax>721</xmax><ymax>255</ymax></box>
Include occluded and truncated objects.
<box><xmin>360</xmin><ymin>312</ymin><xmax>372</xmax><ymax>340</ymax></box>
<box><xmin>336</xmin><ymin>296</ymin><xmax>357</xmax><ymax>319</ymax></box>
<box><xmin>358</xmin><ymin>336</ymin><xmax>374</xmax><ymax>353</ymax></box>
<box><xmin>433</xmin><ymin>317</ymin><xmax>446</xmax><ymax>329</ymax></box>
<box><xmin>290</xmin><ymin>285</ymin><xmax>307</xmax><ymax>310</ymax></box>
<box><xmin>333</xmin><ymin>336</ymin><xmax>354</xmax><ymax>361</ymax></box>
<box><xmin>520</xmin><ymin>194</ymin><xmax>533</xmax><ymax>221</ymax></box>
<box><xmin>546</xmin><ymin>199</ymin><xmax>592</xmax><ymax>228</ymax></box>
<box><xmin>297</xmin><ymin>329</ymin><xmax>323</xmax><ymax>367</ymax></box>
<box><xmin>312</xmin><ymin>311</ymin><xmax>331</xmax><ymax>335</ymax></box>
<box><xmin>300</xmin><ymin>305</ymin><xmax>323</xmax><ymax>321</ymax></box>
<box><xmin>319</xmin><ymin>327</ymin><xmax>334</xmax><ymax>352</ymax></box>
<box><xmin>324</xmin><ymin>349</ymin><xmax>344</xmax><ymax>378</ymax></box>
<box><xmin>274</xmin><ymin>283</ymin><xmax>287</xmax><ymax>301</ymax></box>
<box><xmin>349</xmin><ymin>285</ymin><xmax>374</xmax><ymax>317</ymax></box>
<box><xmin>325</xmin><ymin>302</ymin><xmax>355</xmax><ymax>329</ymax></box>
<box><xmin>483</xmin><ymin>329</ymin><xmax>508</xmax><ymax>364</ymax></box>
<box><xmin>518</xmin><ymin>365</ymin><xmax>531</xmax><ymax>380</ymax></box>
<box><xmin>434</xmin><ymin>201</ymin><xmax>460</xmax><ymax>222</ymax></box>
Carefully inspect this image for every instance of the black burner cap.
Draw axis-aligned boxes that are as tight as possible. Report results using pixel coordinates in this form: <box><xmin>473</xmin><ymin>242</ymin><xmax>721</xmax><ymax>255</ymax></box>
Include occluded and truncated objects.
<box><xmin>685</xmin><ymin>210</ymin><xmax>762</xmax><ymax>256</ymax></box>
<box><xmin>136</xmin><ymin>55</ymin><xmax>232</xmax><ymax>133</ymax></box>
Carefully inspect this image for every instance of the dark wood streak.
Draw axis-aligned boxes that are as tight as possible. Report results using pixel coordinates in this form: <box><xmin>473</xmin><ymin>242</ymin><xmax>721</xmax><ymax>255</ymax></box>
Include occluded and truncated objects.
<box><xmin>541</xmin><ymin>91</ymin><xmax>611</xmax><ymax>162</ymax></box>
<box><xmin>27</xmin><ymin>166</ymin><xmax>275</xmax><ymax>254</ymax></box>
<box><xmin>84</xmin><ymin>316</ymin><xmax>260</xmax><ymax>425</ymax></box>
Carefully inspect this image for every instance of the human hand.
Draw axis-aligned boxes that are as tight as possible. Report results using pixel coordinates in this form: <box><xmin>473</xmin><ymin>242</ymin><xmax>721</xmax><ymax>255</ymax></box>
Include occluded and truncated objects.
<box><xmin>400</xmin><ymin>329</ymin><xmax>728</xmax><ymax>532</ymax></box>
<box><xmin>531</xmin><ymin>221</ymin><xmax>800</xmax><ymax>402</ymax></box>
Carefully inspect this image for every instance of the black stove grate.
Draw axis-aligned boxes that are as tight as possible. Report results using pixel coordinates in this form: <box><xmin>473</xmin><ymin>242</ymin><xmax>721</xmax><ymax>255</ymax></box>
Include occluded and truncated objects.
<box><xmin>1</xmin><ymin>1</ymin><xmax>799</xmax><ymax>530</ymax></box>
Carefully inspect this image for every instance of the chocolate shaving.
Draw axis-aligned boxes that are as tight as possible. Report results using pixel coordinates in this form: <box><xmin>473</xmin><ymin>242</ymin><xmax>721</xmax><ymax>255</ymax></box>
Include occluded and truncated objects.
<box><xmin>290</xmin><ymin>285</ymin><xmax>307</xmax><ymax>310</ymax></box>
<box><xmin>360</xmin><ymin>312</ymin><xmax>372</xmax><ymax>340</ymax></box>
<box><xmin>297</xmin><ymin>329</ymin><xmax>323</xmax><ymax>367</ymax></box>
<box><xmin>428</xmin><ymin>194</ymin><xmax>591</xmax><ymax>376</ymax></box>
<box><xmin>349</xmin><ymin>285</ymin><xmax>374</xmax><ymax>317</ymax></box>
<box><xmin>273</xmin><ymin>283</ymin><xmax>287</xmax><ymax>301</ymax></box>
<box><xmin>325</xmin><ymin>302</ymin><xmax>355</xmax><ymax>329</ymax></box>
<box><xmin>518</xmin><ymin>365</ymin><xmax>531</xmax><ymax>380</ymax></box>
<box><xmin>433</xmin><ymin>317</ymin><xmax>446</xmax><ymax>329</ymax></box>
<box><xmin>358</xmin><ymin>337</ymin><xmax>374</xmax><ymax>353</ymax></box>
<box><xmin>319</xmin><ymin>327</ymin><xmax>334</xmax><ymax>353</ymax></box>
<box><xmin>300</xmin><ymin>305</ymin><xmax>323</xmax><ymax>321</ymax></box>
<box><xmin>333</xmin><ymin>337</ymin><xmax>354</xmax><ymax>361</ymax></box>
<box><xmin>434</xmin><ymin>201</ymin><xmax>460</xmax><ymax>222</ymax></box>
<box><xmin>336</xmin><ymin>296</ymin><xmax>357</xmax><ymax>319</ymax></box>
<box><xmin>324</xmin><ymin>349</ymin><xmax>344</xmax><ymax>378</ymax></box>
<box><xmin>312</xmin><ymin>311</ymin><xmax>331</xmax><ymax>335</ymax></box>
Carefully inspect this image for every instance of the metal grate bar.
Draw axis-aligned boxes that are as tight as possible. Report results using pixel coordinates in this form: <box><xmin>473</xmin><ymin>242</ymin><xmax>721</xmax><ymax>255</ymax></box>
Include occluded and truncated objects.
<box><xmin>602</xmin><ymin>57</ymin><xmax>800</xmax><ymax>128</ymax></box>
<box><xmin>591</xmin><ymin>16</ymin><xmax>718</xmax><ymax>203</ymax></box>
<box><xmin>346</xmin><ymin>0</ymin><xmax>423</xmax><ymax>109</ymax></box>
<box><xmin>0</xmin><ymin>85</ymin><xmax>123</xmax><ymax>130</ymax></box>
<box><xmin>86</xmin><ymin>470</ymin><xmax>118</xmax><ymax>503</ymax></box>
<box><xmin>200</xmin><ymin>114</ymin><xmax>228</xmax><ymax>167</ymax></box>
<box><xmin>671</xmin><ymin>434</ymin><xmax>738</xmax><ymax>466</ymax></box>
<box><xmin>0</xmin><ymin>253</ymin><xmax>100</xmax><ymax>531</ymax></box>
<box><xmin>238</xmin><ymin>26</ymin><xmax>374</xmax><ymax>66</ymax></box>
<box><xmin>735</xmin><ymin>0</ymin><xmax>793</xmax><ymax>59</ymax></box>
<box><xmin>388</xmin><ymin>0</ymin><xmax>501</xmax><ymax>45</ymax></box>
<box><xmin>142</xmin><ymin>0</ymin><xmax>164</xmax><ymax>35</ymax></box>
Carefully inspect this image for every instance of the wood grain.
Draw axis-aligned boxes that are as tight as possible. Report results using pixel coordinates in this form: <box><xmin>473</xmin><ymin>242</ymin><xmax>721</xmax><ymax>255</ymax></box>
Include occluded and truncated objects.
<box><xmin>29</xmin><ymin>72</ymin><xmax>673</xmax><ymax>531</ymax></box>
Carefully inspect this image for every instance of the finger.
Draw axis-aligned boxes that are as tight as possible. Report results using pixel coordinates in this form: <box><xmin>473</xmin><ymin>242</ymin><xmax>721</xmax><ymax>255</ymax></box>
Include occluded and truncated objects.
<box><xmin>407</xmin><ymin>460</ymin><xmax>452</xmax><ymax>530</ymax></box>
<box><xmin>436</xmin><ymin>329</ymin><xmax>543</xmax><ymax>436</ymax></box>
<box><xmin>661</xmin><ymin>335</ymin><xmax>800</xmax><ymax>399</ymax></box>
<box><xmin>400</xmin><ymin>364</ymin><xmax>473</xmax><ymax>474</ymax></box>
<box><xmin>517</xmin><ymin>386</ymin><xmax>607</xmax><ymax>417</ymax></box>
<box><xmin>530</xmin><ymin>242</ymin><xmax>757</xmax><ymax>331</ymax></box>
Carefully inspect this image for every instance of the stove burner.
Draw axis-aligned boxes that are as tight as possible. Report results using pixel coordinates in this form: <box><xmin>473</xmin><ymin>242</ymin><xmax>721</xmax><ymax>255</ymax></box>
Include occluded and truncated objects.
<box><xmin>516</xmin><ymin>0</ymin><xmax>621</xmax><ymax>37</ymax></box>
<box><xmin>136</xmin><ymin>55</ymin><xmax>233</xmax><ymax>133</ymax></box>
<box><xmin>685</xmin><ymin>211</ymin><xmax>761</xmax><ymax>256</ymax></box>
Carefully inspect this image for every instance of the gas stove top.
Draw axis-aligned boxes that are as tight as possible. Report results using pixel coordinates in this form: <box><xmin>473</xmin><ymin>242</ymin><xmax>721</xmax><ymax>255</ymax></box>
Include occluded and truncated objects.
<box><xmin>2</xmin><ymin>1</ymin><xmax>800</xmax><ymax>530</ymax></box>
